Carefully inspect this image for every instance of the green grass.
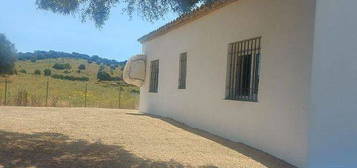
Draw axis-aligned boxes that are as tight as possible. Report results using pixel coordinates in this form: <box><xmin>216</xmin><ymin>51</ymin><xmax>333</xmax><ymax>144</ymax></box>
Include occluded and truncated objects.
<box><xmin>0</xmin><ymin>58</ymin><xmax>139</xmax><ymax>109</ymax></box>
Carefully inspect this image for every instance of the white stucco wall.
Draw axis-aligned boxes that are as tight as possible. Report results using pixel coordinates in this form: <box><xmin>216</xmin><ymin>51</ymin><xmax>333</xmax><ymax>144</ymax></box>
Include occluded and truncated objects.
<box><xmin>140</xmin><ymin>0</ymin><xmax>316</xmax><ymax>167</ymax></box>
<box><xmin>309</xmin><ymin>0</ymin><xmax>357</xmax><ymax>167</ymax></box>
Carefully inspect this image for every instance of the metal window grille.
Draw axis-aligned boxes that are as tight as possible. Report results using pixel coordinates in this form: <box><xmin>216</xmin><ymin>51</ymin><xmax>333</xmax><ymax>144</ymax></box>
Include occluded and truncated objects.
<box><xmin>178</xmin><ymin>53</ymin><xmax>187</xmax><ymax>89</ymax></box>
<box><xmin>149</xmin><ymin>60</ymin><xmax>159</xmax><ymax>93</ymax></box>
<box><xmin>226</xmin><ymin>37</ymin><xmax>261</xmax><ymax>102</ymax></box>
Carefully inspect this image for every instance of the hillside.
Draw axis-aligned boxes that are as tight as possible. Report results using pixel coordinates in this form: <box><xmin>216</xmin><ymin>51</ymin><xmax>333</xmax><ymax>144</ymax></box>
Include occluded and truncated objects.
<box><xmin>0</xmin><ymin>55</ymin><xmax>139</xmax><ymax>109</ymax></box>
<box><xmin>16</xmin><ymin>58</ymin><xmax>123</xmax><ymax>82</ymax></box>
<box><xmin>18</xmin><ymin>50</ymin><xmax>127</xmax><ymax>68</ymax></box>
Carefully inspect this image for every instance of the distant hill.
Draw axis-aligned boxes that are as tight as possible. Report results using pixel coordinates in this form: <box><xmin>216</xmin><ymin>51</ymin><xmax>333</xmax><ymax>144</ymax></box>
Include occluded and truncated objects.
<box><xmin>16</xmin><ymin>58</ymin><xmax>123</xmax><ymax>82</ymax></box>
<box><xmin>17</xmin><ymin>50</ymin><xmax>127</xmax><ymax>68</ymax></box>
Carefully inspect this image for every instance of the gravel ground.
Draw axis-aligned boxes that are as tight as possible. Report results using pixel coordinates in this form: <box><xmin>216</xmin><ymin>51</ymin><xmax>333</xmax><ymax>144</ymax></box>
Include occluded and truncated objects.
<box><xmin>0</xmin><ymin>106</ymin><xmax>295</xmax><ymax>168</ymax></box>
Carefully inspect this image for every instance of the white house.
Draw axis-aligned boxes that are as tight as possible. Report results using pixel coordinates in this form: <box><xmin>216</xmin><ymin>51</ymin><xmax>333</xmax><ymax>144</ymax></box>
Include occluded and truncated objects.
<box><xmin>124</xmin><ymin>0</ymin><xmax>357</xmax><ymax>167</ymax></box>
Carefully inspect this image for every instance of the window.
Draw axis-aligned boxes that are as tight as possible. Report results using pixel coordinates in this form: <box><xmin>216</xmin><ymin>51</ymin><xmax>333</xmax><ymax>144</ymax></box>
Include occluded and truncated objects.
<box><xmin>149</xmin><ymin>60</ymin><xmax>159</xmax><ymax>93</ymax></box>
<box><xmin>178</xmin><ymin>53</ymin><xmax>187</xmax><ymax>89</ymax></box>
<box><xmin>226</xmin><ymin>37</ymin><xmax>261</xmax><ymax>102</ymax></box>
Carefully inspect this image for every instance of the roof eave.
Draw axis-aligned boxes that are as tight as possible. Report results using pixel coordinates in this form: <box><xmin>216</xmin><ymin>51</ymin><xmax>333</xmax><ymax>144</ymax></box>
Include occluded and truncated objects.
<box><xmin>138</xmin><ymin>0</ymin><xmax>238</xmax><ymax>43</ymax></box>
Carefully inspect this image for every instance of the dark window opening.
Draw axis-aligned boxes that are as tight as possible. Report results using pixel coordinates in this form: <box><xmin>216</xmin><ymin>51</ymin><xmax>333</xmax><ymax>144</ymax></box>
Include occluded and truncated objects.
<box><xmin>226</xmin><ymin>37</ymin><xmax>261</xmax><ymax>102</ymax></box>
<box><xmin>149</xmin><ymin>60</ymin><xmax>159</xmax><ymax>93</ymax></box>
<box><xmin>178</xmin><ymin>53</ymin><xmax>187</xmax><ymax>89</ymax></box>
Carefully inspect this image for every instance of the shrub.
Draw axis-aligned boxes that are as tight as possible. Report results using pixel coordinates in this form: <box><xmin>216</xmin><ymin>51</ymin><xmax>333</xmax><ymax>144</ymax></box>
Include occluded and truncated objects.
<box><xmin>52</xmin><ymin>63</ymin><xmax>71</xmax><ymax>70</ymax></box>
<box><xmin>110</xmin><ymin>76</ymin><xmax>122</xmax><ymax>81</ymax></box>
<box><xmin>97</xmin><ymin>71</ymin><xmax>112</xmax><ymax>81</ymax></box>
<box><xmin>130</xmin><ymin>89</ymin><xmax>140</xmax><ymax>94</ymax></box>
<box><xmin>64</xmin><ymin>70</ymin><xmax>71</xmax><ymax>74</ymax></box>
<box><xmin>78</xmin><ymin>64</ymin><xmax>86</xmax><ymax>70</ymax></box>
<box><xmin>19</xmin><ymin>69</ymin><xmax>27</xmax><ymax>73</ymax></box>
<box><xmin>51</xmin><ymin>74</ymin><xmax>89</xmax><ymax>81</ymax></box>
<box><xmin>43</xmin><ymin>69</ymin><xmax>51</xmax><ymax>76</ymax></box>
<box><xmin>34</xmin><ymin>69</ymin><xmax>41</xmax><ymax>75</ymax></box>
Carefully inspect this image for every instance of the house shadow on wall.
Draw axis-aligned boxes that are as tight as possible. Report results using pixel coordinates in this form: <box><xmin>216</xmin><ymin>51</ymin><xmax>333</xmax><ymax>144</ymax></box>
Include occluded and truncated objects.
<box><xmin>125</xmin><ymin>112</ymin><xmax>296</xmax><ymax>168</ymax></box>
<box><xmin>0</xmin><ymin>131</ymin><xmax>216</xmax><ymax>168</ymax></box>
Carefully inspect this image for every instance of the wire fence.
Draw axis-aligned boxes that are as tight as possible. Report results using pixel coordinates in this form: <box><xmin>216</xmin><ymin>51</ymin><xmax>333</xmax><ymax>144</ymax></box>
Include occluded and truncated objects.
<box><xmin>0</xmin><ymin>78</ymin><xmax>139</xmax><ymax>109</ymax></box>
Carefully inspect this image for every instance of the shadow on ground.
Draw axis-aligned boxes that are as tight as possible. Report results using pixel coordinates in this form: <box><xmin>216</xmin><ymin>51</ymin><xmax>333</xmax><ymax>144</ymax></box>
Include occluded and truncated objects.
<box><xmin>0</xmin><ymin>130</ymin><xmax>216</xmax><ymax>168</ymax></box>
<box><xmin>126</xmin><ymin>113</ymin><xmax>296</xmax><ymax>168</ymax></box>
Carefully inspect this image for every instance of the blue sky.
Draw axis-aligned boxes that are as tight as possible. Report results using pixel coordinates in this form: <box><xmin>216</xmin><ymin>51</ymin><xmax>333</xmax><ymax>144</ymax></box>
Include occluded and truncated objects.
<box><xmin>0</xmin><ymin>0</ymin><xmax>176</xmax><ymax>61</ymax></box>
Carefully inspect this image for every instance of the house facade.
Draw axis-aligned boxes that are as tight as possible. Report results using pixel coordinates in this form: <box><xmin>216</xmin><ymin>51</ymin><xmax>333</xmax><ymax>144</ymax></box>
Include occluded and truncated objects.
<box><xmin>131</xmin><ymin>0</ymin><xmax>357</xmax><ymax>167</ymax></box>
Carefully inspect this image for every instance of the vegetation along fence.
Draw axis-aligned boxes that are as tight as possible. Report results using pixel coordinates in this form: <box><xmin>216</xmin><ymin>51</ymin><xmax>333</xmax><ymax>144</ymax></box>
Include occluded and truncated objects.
<box><xmin>0</xmin><ymin>77</ymin><xmax>139</xmax><ymax>109</ymax></box>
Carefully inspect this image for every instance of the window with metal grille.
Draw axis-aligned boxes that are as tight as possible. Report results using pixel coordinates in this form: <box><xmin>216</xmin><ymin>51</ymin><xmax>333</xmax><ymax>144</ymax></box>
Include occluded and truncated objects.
<box><xmin>149</xmin><ymin>60</ymin><xmax>159</xmax><ymax>93</ymax></box>
<box><xmin>178</xmin><ymin>53</ymin><xmax>187</xmax><ymax>89</ymax></box>
<box><xmin>226</xmin><ymin>37</ymin><xmax>261</xmax><ymax>102</ymax></box>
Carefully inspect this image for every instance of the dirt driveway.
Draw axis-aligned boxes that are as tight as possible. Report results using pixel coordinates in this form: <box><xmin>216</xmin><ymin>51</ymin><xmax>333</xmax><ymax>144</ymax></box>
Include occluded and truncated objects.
<box><xmin>0</xmin><ymin>106</ymin><xmax>294</xmax><ymax>168</ymax></box>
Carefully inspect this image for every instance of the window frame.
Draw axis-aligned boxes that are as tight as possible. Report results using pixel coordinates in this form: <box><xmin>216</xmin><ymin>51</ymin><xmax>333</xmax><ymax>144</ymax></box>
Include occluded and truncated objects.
<box><xmin>149</xmin><ymin>59</ymin><xmax>159</xmax><ymax>93</ymax></box>
<box><xmin>178</xmin><ymin>52</ymin><xmax>187</xmax><ymax>89</ymax></box>
<box><xmin>225</xmin><ymin>37</ymin><xmax>261</xmax><ymax>102</ymax></box>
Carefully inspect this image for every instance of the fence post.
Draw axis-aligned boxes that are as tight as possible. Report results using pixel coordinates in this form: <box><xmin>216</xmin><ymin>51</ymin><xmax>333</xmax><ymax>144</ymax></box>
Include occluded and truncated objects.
<box><xmin>84</xmin><ymin>83</ymin><xmax>88</xmax><ymax>107</ymax></box>
<box><xmin>4</xmin><ymin>78</ymin><xmax>8</xmax><ymax>105</ymax></box>
<box><xmin>118</xmin><ymin>86</ymin><xmax>122</xmax><ymax>109</ymax></box>
<box><xmin>45</xmin><ymin>79</ymin><xmax>49</xmax><ymax>107</ymax></box>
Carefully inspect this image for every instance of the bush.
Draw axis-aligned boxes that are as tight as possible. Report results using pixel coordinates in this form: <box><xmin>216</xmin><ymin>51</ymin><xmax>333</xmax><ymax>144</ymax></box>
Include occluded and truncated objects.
<box><xmin>78</xmin><ymin>64</ymin><xmax>86</xmax><ymax>70</ymax></box>
<box><xmin>52</xmin><ymin>63</ymin><xmax>71</xmax><ymax>70</ymax></box>
<box><xmin>34</xmin><ymin>69</ymin><xmax>41</xmax><ymax>75</ymax></box>
<box><xmin>51</xmin><ymin>74</ymin><xmax>89</xmax><ymax>81</ymax></box>
<box><xmin>64</xmin><ymin>70</ymin><xmax>71</xmax><ymax>74</ymax></box>
<box><xmin>19</xmin><ymin>69</ymin><xmax>27</xmax><ymax>73</ymax></box>
<box><xmin>43</xmin><ymin>69</ymin><xmax>51</xmax><ymax>76</ymax></box>
<box><xmin>110</xmin><ymin>76</ymin><xmax>122</xmax><ymax>81</ymax></box>
<box><xmin>130</xmin><ymin>89</ymin><xmax>140</xmax><ymax>94</ymax></box>
<box><xmin>97</xmin><ymin>71</ymin><xmax>112</xmax><ymax>81</ymax></box>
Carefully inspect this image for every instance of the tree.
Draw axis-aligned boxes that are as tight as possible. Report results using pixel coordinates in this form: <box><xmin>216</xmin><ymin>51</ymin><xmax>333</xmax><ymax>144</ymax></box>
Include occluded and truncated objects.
<box><xmin>78</xmin><ymin>64</ymin><xmax>86</xmax><ymax>70</ymax></box>
<box><xmin>0</xmin><ymin>33</ymin><xmax>16</xmax><ymax>75</ymax></box>
<box><xmin>44</xmin><ymin>69</ymin><xmax>51</xmax><ymax>76</ymax></box>
<box><xmin>35</xmin><ymin>0</ymin><xmax>217</xmax><ymax>28</ymax></box>
<box><xmin>97</xmin><ymin>70</ymin><xmax>112</xmax><ymax>81</ymax></box>
<box><xmin>34</xmin><ymin>69</ymin><xmax>41</xmax><ymax>75</ymax></box>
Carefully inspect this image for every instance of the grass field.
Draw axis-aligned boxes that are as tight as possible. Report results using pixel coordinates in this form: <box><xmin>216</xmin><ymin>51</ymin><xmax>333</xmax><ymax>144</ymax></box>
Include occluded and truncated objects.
<box><xmin>0</xmin><ymin>106</ymin><xmax>295</xmax><ymax>168</ymax></box>
<box><xmin>16</xmin><ymin>58</ymin><xmax>122</xmax><ymax>80</ymax></box>
<box><xmin>0</xmin><ymin>58</ymin><xmax>139</xmax><ymax>109</ymax></box>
